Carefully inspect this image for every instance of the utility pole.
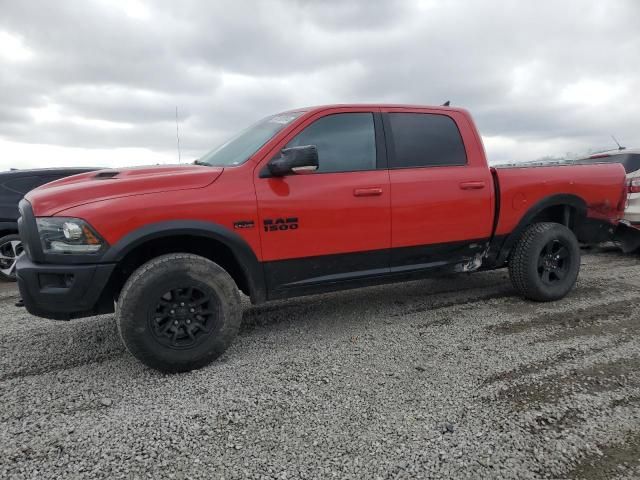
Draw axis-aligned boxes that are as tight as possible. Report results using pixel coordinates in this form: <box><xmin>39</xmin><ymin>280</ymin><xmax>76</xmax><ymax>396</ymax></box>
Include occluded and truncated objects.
<box><xmin>175</xmin><ymin>106</ymin><xmax>182</xmax><ymax>163</ymax></box>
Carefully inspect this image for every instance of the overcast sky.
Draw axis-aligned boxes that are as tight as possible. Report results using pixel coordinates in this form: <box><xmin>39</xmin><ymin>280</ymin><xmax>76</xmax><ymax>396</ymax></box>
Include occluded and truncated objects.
<box><xmin>1</xmin><ymin>0</ymin><xmax>639</xmax><ymax>170</ymax></box>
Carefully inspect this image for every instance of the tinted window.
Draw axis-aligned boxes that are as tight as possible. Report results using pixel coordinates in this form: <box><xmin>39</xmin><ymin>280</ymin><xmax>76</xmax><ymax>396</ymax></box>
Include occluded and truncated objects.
<box><xmin>620</xmin><ymin>154</ymin><xmax>640</xmax><ymax>173</ymax></box>
<box><xmin>579</xmin><ymin>153</ymin><xmax>640</xmax><ymax>174</ymax></box>
<box><xmin>286</xmin><ymin>113</ymin><xmax>376</xmax><ymax>173</ymax></box>
<box><xmin>2</xmin><ymin>176</ymin><xmax>57</xmax><ymax>195</ymax></box>
<box><xmin>388</xmin><ymin>113</ymin><xmax>467</xmax><ymax>168</ymax></box>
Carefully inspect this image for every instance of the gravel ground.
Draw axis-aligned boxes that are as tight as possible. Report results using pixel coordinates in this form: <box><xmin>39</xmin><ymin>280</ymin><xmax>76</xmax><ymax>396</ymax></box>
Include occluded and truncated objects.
<box><xmin>1</xmin><ymin>248</ymin><xmax>640</xmax><ymax>479</ymax></box>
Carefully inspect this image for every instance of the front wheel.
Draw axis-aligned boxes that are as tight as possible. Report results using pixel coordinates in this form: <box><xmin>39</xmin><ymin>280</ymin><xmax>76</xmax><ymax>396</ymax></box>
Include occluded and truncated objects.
<box><xmin>0</xmin><ymin>234</ymin><xmax>23</xmax><ymax>281</ymax></box>
<box><xmin>508</xmin><ymin>222</ymin><xmax>581</xmax><ymax>302</ymax></box>
<box><xmin>116</xmin><ymin>253</ymin><xmax>242</xmax><ymax>372</ymax></box>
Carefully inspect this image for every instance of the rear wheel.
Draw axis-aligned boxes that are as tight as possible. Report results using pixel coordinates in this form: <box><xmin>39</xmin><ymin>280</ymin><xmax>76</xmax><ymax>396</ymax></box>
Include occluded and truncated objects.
<box><xmin>508</xmin><ymin>222</ymin><xmax>580</xmax><ymax>302</ymax></box>
<box><xmin>0</xmin><ymin>234</ymin><xmax>23</xmax><ymax>281</ymax></box>
<box><xmin>116</xmin><ymin>253</ymin><xmax>242</xmax><ymax>372</ymax></box>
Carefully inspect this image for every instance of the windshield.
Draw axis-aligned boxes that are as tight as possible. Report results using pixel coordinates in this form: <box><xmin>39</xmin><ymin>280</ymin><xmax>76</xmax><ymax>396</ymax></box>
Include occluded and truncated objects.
<box><xmin>197</xmin><ymin>111</ymin><xmax>304</xmax><ymax>167</ymax></box>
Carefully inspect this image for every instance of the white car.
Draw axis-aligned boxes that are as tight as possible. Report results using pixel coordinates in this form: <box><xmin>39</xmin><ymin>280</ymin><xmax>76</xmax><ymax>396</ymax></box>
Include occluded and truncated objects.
<box><xmin>582</xmin><ymin>149</ymin><xmax>640</xmax><ymax>250</ymax></box>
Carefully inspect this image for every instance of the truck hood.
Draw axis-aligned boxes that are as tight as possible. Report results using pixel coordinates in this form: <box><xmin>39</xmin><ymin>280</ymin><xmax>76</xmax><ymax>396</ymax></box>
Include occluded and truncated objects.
<box><xmin>26</xmin><ymin>164</ymin><xmax>224</xmax><ymax>216</ymax></box>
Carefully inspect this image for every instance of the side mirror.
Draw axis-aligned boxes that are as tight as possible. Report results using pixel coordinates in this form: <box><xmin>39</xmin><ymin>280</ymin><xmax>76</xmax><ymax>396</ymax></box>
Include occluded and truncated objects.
<box><xmin>267</xmin><ymin>145</ymin><xmax>319</xmax><ymax>177</ymax></box>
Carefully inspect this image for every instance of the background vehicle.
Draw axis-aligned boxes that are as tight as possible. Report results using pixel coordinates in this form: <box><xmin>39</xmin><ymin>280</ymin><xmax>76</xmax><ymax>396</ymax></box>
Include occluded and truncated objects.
<box><xmin>16</xmin><ymin>105</ymin><xmax>627</xmax><ymax>372</ymax></box>
<box><xmin>0</xmin><ymin>167</ymin><xmax>98</xmax><ymax>280</ymax></box>
<box><xmin>577</xmin><ymin>149</ymin><xmax>640</xmax><ymax>252</ymax></box>
<box><xmin>579</xmin><ymin>148</ymin><xmax>640</xmax><ymax>175</ymax></box>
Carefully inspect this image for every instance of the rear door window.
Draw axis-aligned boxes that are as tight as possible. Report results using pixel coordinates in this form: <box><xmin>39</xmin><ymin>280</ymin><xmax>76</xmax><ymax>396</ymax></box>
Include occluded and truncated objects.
<box><xmin>387</xmin><ymin>113</ymin><xmax>467</xmax><ymax>168</ymax></box>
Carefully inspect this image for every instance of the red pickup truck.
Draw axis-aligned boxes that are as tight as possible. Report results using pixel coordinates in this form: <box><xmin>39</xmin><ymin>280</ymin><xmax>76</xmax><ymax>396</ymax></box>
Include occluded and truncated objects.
<box><xmin>16</xmin><ymin>104</ymin><xmax>627</xmax><ymax>372</ymax></box>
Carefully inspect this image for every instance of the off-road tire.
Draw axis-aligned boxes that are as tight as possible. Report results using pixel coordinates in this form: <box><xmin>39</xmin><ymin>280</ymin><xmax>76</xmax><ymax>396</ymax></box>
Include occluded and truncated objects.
<box><xmin>509</xmin><ymin>222</ymin><xmax>580</xmax><ymax>302</ymax></box>
<box><xmin>116</xmin><ymin>253</ymin><xmax>241</xmax><ymax>372</ymax></box>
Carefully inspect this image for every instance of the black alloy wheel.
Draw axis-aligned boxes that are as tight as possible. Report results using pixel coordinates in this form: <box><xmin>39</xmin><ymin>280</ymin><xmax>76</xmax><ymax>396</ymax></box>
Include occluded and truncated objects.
<box><xmin>537</xmin><ymin>239</ymin><xmax>571</xmax><ymax>286</ymax></box>
<box><xmin>149</xmin><ymin>286</ymin><xmax>220</xmax><ymax>350</ymax></box>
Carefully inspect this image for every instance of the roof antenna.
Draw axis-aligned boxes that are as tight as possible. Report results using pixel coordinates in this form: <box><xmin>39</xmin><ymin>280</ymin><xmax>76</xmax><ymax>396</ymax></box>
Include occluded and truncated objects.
<box><xmin>175</xmin><ymin>106</ymin><xmax>182</xmax><ymax>163</ymax></box>
<box><xmin>611</xmin><ymin>135</ymin><xmax>626</xmax><ymax>151</ymax></box>
<box><xmin>442</xmin><ymin>100</ymin><xmax>450</xmax><ymax>107</ymax></box>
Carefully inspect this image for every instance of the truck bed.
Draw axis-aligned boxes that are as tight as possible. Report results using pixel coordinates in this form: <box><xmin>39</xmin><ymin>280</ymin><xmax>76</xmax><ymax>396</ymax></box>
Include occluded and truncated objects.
<box><xmin>492</xmin><ymin>162</ymin><xmax>627</xmax><ymax>238</ymax></box>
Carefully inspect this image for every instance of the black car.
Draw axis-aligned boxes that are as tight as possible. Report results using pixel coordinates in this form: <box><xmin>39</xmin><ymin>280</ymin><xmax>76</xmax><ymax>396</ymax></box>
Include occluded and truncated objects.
<box><xmin>0</xmin><ymin>167</ymin><xmax>98</xmax><ymax>280</ymax></box>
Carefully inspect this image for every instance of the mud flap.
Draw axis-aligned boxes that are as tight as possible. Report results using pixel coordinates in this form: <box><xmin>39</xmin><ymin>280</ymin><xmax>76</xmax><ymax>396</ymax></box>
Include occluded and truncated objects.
<box><xmin>615</xmin><ymin>223</ymin><xmax>640</xmax><ymax>253</ymax></box>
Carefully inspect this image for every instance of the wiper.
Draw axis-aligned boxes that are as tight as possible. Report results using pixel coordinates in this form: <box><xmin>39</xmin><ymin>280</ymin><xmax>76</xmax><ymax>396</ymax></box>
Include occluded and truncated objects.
<box><xmin>193</xmin><ymin>159</ymin><xmax>210</xmax><ymax>166</ymax></box>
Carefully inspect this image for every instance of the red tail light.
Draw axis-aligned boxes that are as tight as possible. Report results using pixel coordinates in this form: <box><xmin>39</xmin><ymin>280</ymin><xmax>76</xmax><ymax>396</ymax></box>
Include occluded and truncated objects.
<box><xmin>629</xmin><ymin>178</ymin><xmax>640</xmax><ymax>194</ymax></box>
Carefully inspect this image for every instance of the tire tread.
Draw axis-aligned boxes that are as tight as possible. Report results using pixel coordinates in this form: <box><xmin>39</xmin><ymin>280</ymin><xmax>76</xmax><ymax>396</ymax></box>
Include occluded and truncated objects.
<box><xmin>116</xmin><ymin>253</ymin><xmax>241</xmax><ymax>372</ymax></box>
<box><xmin>508</xmin><ymin>222</ymin><xmax>579</xmax><ymax>302</ymax></box>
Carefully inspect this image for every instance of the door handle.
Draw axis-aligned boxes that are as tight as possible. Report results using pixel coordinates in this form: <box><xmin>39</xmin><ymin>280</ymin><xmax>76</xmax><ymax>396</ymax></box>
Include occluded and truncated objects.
<box><xmin>353</xmin><ymin>187</ymin><xmax>383</xmax><ymax>197</ymax></box>
<box><xmin>459</xmin><ymin>181</ymin><xmax>486</xmax><ymax>190</ymax></box>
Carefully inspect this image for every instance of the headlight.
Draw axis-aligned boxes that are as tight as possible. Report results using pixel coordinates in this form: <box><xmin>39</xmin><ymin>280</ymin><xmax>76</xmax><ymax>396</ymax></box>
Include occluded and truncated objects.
<box><xmin>36</xmin><ymin>217</ymin><xmax>106</xmax><ymax>254</ymax></box>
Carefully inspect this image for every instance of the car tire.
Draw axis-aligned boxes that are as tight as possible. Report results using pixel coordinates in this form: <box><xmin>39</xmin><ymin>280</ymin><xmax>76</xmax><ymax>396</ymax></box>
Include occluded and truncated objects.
<box><xmin>116</xmin><ymin>253</ymin><xmax>242</xmax><ymax>373</ymax></box>
<box><xmin>0</xmin><ymin>234</ymin><xmax>23</xmax><ymax>282</ymax></box>
<box><xmin>508</xmin><ymin>222</ymin><xmax>580</xmax><ymax>302</ymax></box>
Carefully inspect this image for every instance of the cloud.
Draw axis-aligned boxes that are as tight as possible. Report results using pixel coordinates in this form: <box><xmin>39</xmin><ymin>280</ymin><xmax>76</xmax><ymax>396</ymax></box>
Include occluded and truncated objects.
<box><xmin>0</xmin><ymin>0</ymin><xmax>639</xmax><ymax>170</ymax></box>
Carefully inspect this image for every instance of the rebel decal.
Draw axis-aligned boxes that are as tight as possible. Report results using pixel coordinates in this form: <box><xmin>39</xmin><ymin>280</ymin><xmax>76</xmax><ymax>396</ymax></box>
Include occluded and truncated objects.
<box><xmin>233</xmin><ymin>220</ymin><xmax>255</xmax><ymax>229</ymax></box>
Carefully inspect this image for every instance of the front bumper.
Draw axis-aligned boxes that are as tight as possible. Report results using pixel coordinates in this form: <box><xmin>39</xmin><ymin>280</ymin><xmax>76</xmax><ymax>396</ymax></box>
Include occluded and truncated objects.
<box><xmin>17</xmin><ymin>198</ymin><xmax>116</xmax><ymax>320</ymax></box>
<box><xmin>17</xmin><ymin>255</ymin><xmax>116</xmax><ymax>320</ymax></box>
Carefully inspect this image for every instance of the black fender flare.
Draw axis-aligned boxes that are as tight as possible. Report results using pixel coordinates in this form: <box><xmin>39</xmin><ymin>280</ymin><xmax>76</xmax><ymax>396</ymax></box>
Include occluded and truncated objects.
<box><xmin>102</xmin><ymin>220</ymin><xmax>266</xmax><ymax>303</ymax></box>
<box><xmin>494</xmin><ymin>194</ymin><xmax>587</xmax><ymax>265</ymax></box>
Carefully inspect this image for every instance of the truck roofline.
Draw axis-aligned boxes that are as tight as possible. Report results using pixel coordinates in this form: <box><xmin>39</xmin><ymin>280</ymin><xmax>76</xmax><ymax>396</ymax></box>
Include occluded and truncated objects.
<box><xmin>283</xmin><ymin>103</ymin><xmax>468</xmax><ymax>115</ymax></box>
